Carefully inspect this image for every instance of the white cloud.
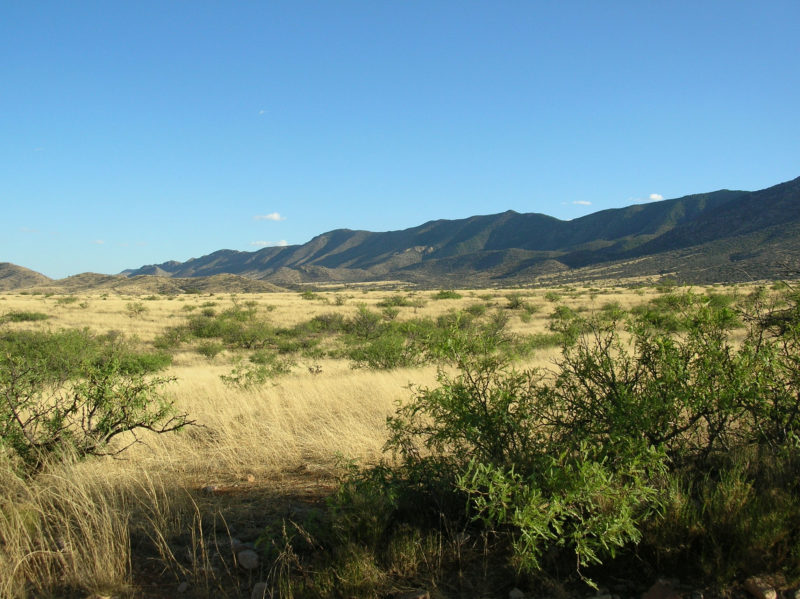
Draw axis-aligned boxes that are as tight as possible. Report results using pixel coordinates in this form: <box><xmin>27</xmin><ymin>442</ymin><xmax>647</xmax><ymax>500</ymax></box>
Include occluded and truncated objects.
<box><xmin>649</xmin><ymin>193</ymin><xmax>664</xmax><ymax>201</ymax></box>
<box><xmin>258</xmin><ymin>109</ymin><xmax>266</xmax><ymax>115</ymax></box>
<box><xmin>19</xmin><ymin>227</ymin><xmax>40</xmax><ymax>233</ymax></box>
<box><xmin>92</xmin><ymin>240</ymin><xmax>105</xmax><ymax>245</ymax></box>
<box><xmin>254</xmin><ymin>212</ymin><xmax>285</xmax><ymax>221</ymax></box>
<box><xmin>250</xmin><ymin>240</ymin><xmax>288</xmax><ymax>247</ymax></box>
<box><xmin>572</xmin><ymin>200</ymin><xmax>592</xmax><ymax>206</ymax></box>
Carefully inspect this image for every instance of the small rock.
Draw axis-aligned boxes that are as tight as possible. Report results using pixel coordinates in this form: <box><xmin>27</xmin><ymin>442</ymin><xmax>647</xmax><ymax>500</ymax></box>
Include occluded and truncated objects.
<box><xmin>245</xmin><ymin>474</ymin><xmax>256</xmax><ymax>482</ymax></box>
<box><xmin>237</xmin><ymin>549</ymin><xmax>260</xmax><ymax>570</ymax></box>
<box><xmin>201</xmin><ymin>484</ymin><xmax>218</xmax><ymax>496</ymax></box>
<box><xmin>232</xmin><ymin>539</ymin><xmax>255</xmax><ymax>553</ymax></box>
<box><xmin>745</xmin><ymin>577</ymin><xmax>778</xmax><ymax>599</ymax></box>
<box><xmin>509</xmin><ymin>588</ymin><xmax>526</xmax><ymax>599</ymax></box>
<box><xmin>177</xmin><ymin>581</ymin><xmax>189</xmax><ymax>593</ymax></box>
<box><xmin>251</xmin><ymin>582</ymin><xmax>271</xmax><ymax>599</ymax></box>
<box><xmin>642</xmin><ymin>579</ymin><xmax>682</xmax><ymax>599</ymax></box>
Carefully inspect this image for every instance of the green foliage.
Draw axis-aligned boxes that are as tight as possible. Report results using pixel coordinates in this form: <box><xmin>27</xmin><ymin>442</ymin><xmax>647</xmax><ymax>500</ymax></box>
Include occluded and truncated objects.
<box><xmin>376</xmin><ymin>294</ymin><xmax>413</xmax><ymax>308</ymax></box>
<box><xmin>459</xmin><ymin>444</ymin><xmax>663</xmax><ymax>578</ymax></box>
<box><xmin>0</xmin><ymin>329</ymin><xmax>171</xmax><ymax>381</ymax></box>
<box><xmin>196</xmin><ymin>341</ymin><xmax>224</xmax><ymax>359</ymax></box>
<box><xmin>464</xmin><ymin>302</ymin><xmax>487</xmax><ymax>317</ymax></box>
<box><xmin>543</xmin><ymin>291</ymin><xmax>561</xmax><ymax>302</ymax></box>
<box><xmin>0</xmin><ymin>310</ymin><xmax>50</xmax><ymax>323</ymax></box>
<box><xmin>432</xmin><ymin>289</ymin><xmax>462</xmax><ymax>300</ymax></box>
<box><xmin>646</xmin><ymin>450</ymin><xmax>800</xmax><ymax>582</ymax></box>
<box><xmin>333</xmin><ymin>286</ymin><xmax>800</xmax><ymax>585</ymax></box>
<box><xmin>505</xmin><ymin>292</ymin><xmax>526</xmax><ymax>309</ymax></box>
<box><xmin>0</xmin><ymin>330</ymin><xmax>187</xmax><ymax>471</ymax></box>
<box><xmin>300</xmin><ymin>290</ymin><xmax>325</xmax><ymax>302</ymax></box>
<box><xmin>126</xmin><ymin>301</ymin><xmax>148</xmax><ymax>318</ymax></box>
<box><xmin>220</xmin><ymin>353</ymin><xmax>294</xmax><ymax>388</ymax></box>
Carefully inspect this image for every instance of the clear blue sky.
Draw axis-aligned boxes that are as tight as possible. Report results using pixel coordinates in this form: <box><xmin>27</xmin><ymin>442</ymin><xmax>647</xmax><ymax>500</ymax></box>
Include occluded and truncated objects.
<box><xmin>3</xmin><ymin>1</ymin><xmax>799</xmax><ymax>279</ymax></box>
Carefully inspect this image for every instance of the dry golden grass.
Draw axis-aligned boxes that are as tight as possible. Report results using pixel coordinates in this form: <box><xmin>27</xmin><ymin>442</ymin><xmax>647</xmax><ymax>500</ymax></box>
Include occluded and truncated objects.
<box><xmin>0</xmin><ymin>283</ymin><xmax>768</xmax><ymax>597</ymax></box>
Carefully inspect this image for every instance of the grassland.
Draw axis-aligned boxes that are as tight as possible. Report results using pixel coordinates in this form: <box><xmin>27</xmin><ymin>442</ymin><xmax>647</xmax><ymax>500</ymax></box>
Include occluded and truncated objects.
<box><xmin>0</xmin><ymin>282</ymin><xmax>795</xmax><ymax>598</ymax></box>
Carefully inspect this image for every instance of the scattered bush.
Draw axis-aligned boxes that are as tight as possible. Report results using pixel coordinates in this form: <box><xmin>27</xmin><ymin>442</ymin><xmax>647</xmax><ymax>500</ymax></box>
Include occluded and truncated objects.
<box><xmin>126</xmin><ymin>302</ymin><xmax>148</xmax><ymax>318</ymax></box>
<box><xmin>376</xmin><ymin>295</ymin><xmax>413</xmax><ymax>308</ymax></box>
<box><xmin>196</xmin><ymin>341</ymin><xmax>225</xmax><ymax>359</ymax></box>
<box><xmin>221</xmin><ymin>353</ymin><xmax>294</xmax><ymax>388</ymax></box>
<box><xmin>0</xmin><ymin>310</ymin><xmax>50</xmax><ymax>323</ymax></box>
<box><xmin>543</xmin><ymin>291</ymin><xmax>561</xmax><ymax>302</ymax></box>
<box><xmin>505</xmin><ymin>292</ymin><xmax>526</xmax><ymax>309</ymax></box>
<box><xmin>432</xmin><ymin>289</ymin><xmax>462</xmax><ymax>300</ymax></box>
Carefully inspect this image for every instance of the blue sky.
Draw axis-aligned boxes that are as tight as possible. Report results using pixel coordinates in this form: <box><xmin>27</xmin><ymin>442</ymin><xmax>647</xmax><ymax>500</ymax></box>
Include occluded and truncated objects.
<box><xmin>2</xmin><ymin>1</ymin><xmax>799</xmax><ymax>279</ymax></box>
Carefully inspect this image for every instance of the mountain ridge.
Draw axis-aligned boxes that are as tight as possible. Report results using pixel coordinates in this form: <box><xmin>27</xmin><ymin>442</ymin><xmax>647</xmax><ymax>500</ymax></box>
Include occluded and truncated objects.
<box><xmin>124</xmin><ymin>177</ymin><xmax>800</xmax><ymax>285</ymax></box>
<box><xmin>5</xmin><ymin>176</ymin><xmax>799</xmax><ymax>292</ymax></box>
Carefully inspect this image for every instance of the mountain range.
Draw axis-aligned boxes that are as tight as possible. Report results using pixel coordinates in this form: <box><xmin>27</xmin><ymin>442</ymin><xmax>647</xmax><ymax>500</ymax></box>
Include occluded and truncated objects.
<box><xmin>4</xmin><ymin>175</ymin><xmax>800</xmax><ymax>292</ymax></box>
<box><xmin>124</xmin><ymin>175</ymin><xmax>800</xmax><ymax>286</ymax></box>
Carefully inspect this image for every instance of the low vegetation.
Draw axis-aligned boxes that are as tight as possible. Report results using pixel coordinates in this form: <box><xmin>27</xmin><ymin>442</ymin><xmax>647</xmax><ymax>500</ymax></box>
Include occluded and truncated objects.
<box><xmin>1</xmin><ymin>283</ymin><xmax>798</xmax><ymax>598</ymax></box>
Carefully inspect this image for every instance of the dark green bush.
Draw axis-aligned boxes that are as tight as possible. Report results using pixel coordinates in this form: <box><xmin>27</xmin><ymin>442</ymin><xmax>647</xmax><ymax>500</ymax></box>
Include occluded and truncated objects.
<box><xmin>432</xmin><ymin>289</ymin><xmax>462</xmax><ymax>300</ymax></box>
<box><xmin>376</xmin><ymin>294</ymin><xmax>413</xmax><ymax>308</ymax></box>
<box><xmin>0</xmin><ymin>311</ymin><xmax>50</xmax><ymax>323</ymax></box>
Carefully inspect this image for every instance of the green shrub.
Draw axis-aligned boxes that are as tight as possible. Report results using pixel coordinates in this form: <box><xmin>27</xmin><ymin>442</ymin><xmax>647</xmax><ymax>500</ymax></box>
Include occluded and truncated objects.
<box><xmin>1</xmin><ymin>311</ymin><xmax>50</xmax><ymax>323</ymax></box>
<box><xmin>0</xmin><ymin>337</ymin><xmax>188</xmax><ymax>471</ymax></box>
<box><xmin>380</xmin><ymin>306</ymin><xmax>400</xmax><ymax>321</ymax></box>
<box><xmin>153</xmin><ymin>326</ymin><xmax>190</xmax><ymax>350</ymax></box>
<box><xmin>506</xmin><ymin>292</ymin><xmax>526</xmax><ymax>309</ymax></box>
<box><xmin>347</xmin><ymin>330</ymin><xmax>422</xmax><ymax>370</ymax></box>
<box><xmin>126</xmin><ymin>301</ymin><xmax>148</xmax><ymax>318</ymax></box>
<box><xmin>432</xmin><ymin>289</ymin><xmax>462</xmax><ymax>300</ymax></box>
<box><xmin>376</xmin><ymin>294</ymin><xmax>413</xmax><ymax>308</ymax></box>
<box><xmin>196</xmin><ymin>341</ymin><xmax>225</xmax><ymax>359</ymax></box>
<box><xmin>311</xmin><ymin>312</ymin><xmax>348</xmax><ymax>333</ymax></box>
<box><xmin>464</xmin><ymin>303</ymin><xmax>487</xmax><ymax>317</ymax></box>
<box><xmin>347</xmin><ymin>305</ymin><xmax>383</xmax><ymax>340</ymax></box>
<box><xmin>221</xmin><ymin>354</ymin><xmax>294</xmax><ymax>388</ymax></box>
<box><xmin>300</xmin><ymin>290</ymin><xmax>325</xmax><ymax>302</ymax></box>
<box><xmin>334</xmin><ymin>287</ymin><xmax>800</xmax><ymax>585</ymax></box>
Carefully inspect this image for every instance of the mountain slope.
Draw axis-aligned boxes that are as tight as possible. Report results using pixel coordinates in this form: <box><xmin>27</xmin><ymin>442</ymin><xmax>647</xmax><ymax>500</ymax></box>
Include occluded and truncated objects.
<box><xmin>124</xmin><ymin>176</ymin><xmax>800</xmax><ymax>285</ymax></box>
<box><xmin>0</xmin><ymin>263</ymin><xmax>52</xmax><ymax>291</ymax></box>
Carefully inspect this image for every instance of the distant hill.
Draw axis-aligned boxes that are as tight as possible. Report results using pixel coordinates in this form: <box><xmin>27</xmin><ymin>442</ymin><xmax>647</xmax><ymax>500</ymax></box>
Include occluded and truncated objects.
<box><xmin>123</xmin><ymin>176</ymin><xmax>800</xmax><ymax>285</ymax></box>
<box><xmin>0</xmin><ymin>263</ymin><xmax>52</xmax><ymax>291</ymax></box>
<box><xmin>23</xmin><ymin>273</ymin><xmax>285</xmax><ymax>295</ymax></box>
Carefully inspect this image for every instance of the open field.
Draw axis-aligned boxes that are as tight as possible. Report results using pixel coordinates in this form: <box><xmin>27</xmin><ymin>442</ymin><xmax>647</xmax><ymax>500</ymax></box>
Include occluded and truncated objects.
<box><xmin>1</xmin><ymin>282</ymin><xmax>797</xmax><ymax>599</ymax></box>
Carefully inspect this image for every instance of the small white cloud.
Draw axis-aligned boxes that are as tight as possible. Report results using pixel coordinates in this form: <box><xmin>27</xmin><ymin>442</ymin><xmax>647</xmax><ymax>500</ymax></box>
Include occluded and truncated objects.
<box><xmin>258</xmin><ymin>109</ymin><xmax>266</xmax><ymax>115</ymax></box>
<box><xmin>649</xmin><ymin>193</ymin><xmax>664</xmax><ymax>201</ymax></box>
<box><xmin>250</xmin><ymin>240</ymin><xmax>288</xmax><ymax>247</ymax></box>
<box><xmin>572</xmin><ymin>200</ymin><xmax>592</xmax><ymax>206</ymax></box>
<box><xmin>92</xmin><ymin>240</ymin><xmax>105</xmax><ymax>245</ymax></box>
<box><xmin>19</xmin><ymin>227</ymin><xmax>40</xmax><ymax>233</ymax></box>
<box><xmin>254</xmin><ymin>212</ymin><xmax>285</xmax><ymax>221</ymax></box>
